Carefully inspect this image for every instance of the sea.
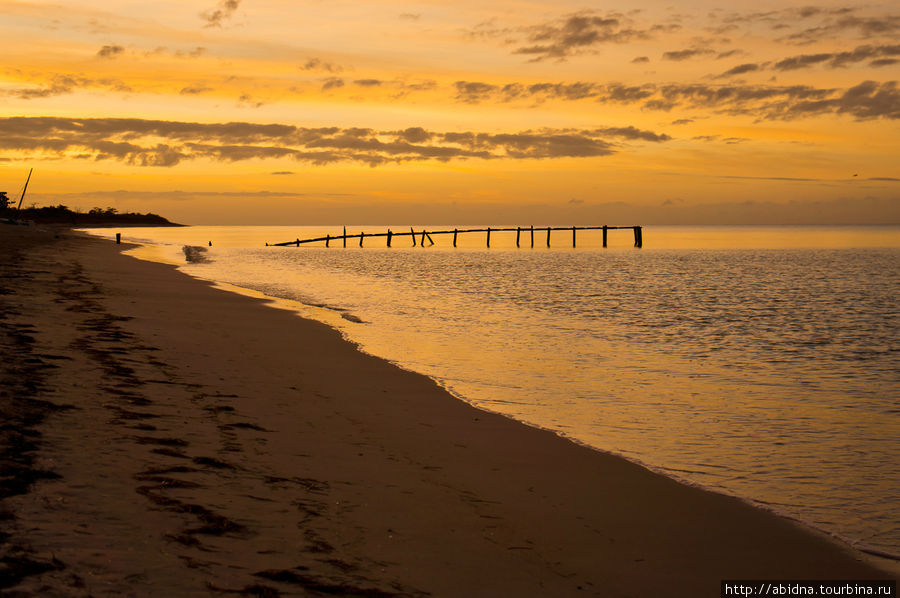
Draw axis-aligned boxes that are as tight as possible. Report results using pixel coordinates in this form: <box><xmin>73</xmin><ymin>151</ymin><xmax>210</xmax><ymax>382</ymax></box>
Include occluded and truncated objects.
<box><xmin>83</xmin><ymin>224</ymin><xmax>900</xmax><ymax>559</ymax></box>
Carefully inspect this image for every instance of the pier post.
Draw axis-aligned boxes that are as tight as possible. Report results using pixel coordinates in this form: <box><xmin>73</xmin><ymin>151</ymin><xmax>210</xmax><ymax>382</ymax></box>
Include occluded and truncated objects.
<box><xmin>343</xmin><ymin>226</ymin><xmax>347</xmax><ymax>248</ymax></box>
<box><xmin>116</xmin><ymin>232</ymin><xmax>121</xmax><ymax>244</ymax></box>
<box><xmin>487</xmin><ymin>227</ymin><xmax>491</xmax><ymax>248</ymax></box>
<box><xmin>516</xmin><ymin>227</ymin><xmax>521</xmax><ymax>248</ymax></box>
<box><xmin>387</xmin><ymin>229</ymin><xmax>392</xmax><ymax>247</ymax></box>
<box><xmin>411</xmin><ymin>227</ymin><xmax>417</xmax><ymax>247</ymax></box>
<box><xmin>602</xmin><ymin>226</ymin><xmax>607</xmax><ymax>248</ymax></box>
<box><xmin>296</xmin><ymin>238</ymin><xmax>300</xmax><ymax>247</ymax></box>
<box><xmin>530</xmin><ymin>225</ymin><xmax>534</xmax><ymax>248</ymax></box>
<box><xmin>421</xmin><ymin>230</ymin><xmax>427</xmax><ymax>245</ymax></box>
<box><xmin>546</xmin><ymin>227</ymin><xmax>551</xmax><ymax>248</ymax></box>
<box><xmin>425</xmin><ymin>231</ymin><xmax>435</xmax><ymax>246</ymax></box>
<box><xmin>633</xmin><ymin>226</ymin><xmax>642</xmax><ymax>248</ymax></box>
<box><xmin>453</xmin><ymin>229</ymin><xmax>458</xmax><ymax>247</ymax></box>
<box><xmin>359</xmin><ymin>232</ymin><xmax>365</xmax><ymax>247</ymax></box>
<box><xmin>572</xmin><ymin>226</ymin><xmax>576</xmax><ymax>248</ymax></box>
<box><xmin>326</xmin><ymin>234</ymin><xmax>330</xmax><ymax>248</ymax></box>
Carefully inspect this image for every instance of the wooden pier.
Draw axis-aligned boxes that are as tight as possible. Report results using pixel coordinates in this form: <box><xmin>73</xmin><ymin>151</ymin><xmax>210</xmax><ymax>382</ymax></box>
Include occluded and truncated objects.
<box><xmin>268</xmin><ymin>225</ymin><xmax>643</xmax><ymax>248</ymax></box>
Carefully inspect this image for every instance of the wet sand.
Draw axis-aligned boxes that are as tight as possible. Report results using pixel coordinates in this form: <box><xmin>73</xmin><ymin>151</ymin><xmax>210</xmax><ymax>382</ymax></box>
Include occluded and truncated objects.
<box><xmin>0</xmin><ymin>225</ymin><xmax>894</xmax><ymax>596</ymax></box>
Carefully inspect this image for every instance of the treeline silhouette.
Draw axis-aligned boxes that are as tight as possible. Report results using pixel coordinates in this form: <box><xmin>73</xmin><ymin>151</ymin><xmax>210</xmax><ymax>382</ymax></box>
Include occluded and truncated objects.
<box><xmin>1</xmin><ymin>196</ymin><xmax>179</xmax><ymax>226</ymax></box>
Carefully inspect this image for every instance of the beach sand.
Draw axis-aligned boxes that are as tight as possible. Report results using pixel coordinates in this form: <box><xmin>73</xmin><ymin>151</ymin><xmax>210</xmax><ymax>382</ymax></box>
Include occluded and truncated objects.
<box><xmin>0</xmin><ymin>225</ymin><xmax>894</xmax><ymax>597</ymax></box>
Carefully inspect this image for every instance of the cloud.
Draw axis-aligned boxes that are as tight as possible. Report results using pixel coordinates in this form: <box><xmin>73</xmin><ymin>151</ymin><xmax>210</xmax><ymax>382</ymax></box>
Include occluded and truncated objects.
<box><xmin>399</xmin><ymin>13</ymin><xmax>420</xmax><ymax>21</ymax></box>
<box><xmin>97</xmin><ymin>45</ymin><xmax>124</xmax><ymax>59</ymax></box>
<box><xmin>715</xmin><ymin>62</ymin><xmax>762</xmax><ymax>78</ymax></box>
<box><xmin>0</xmin><ymin>117</ymin><xmax>672</xmax><ymax>168</ymax></box>
<box><xmin>509</xmin><ymin>11</ymin><xmax>656</xmax><ymax>61</ymax></box>
<box><xmin>321</xmin><ymin>77</ymin><xmax>345</xmax><ymax>91</ymax></box>
<box><xmin>201</xmin><ymin>0</ymin><xmax>240</xmax><ymax>28</ymax></box>
<box><xmin>353</xmin><ymin>79</ymin><xmax>382</xmax><ymax>87</ymax></box>
<box><xmin>3</xmin><ymin>73</ymin><xmax>132</xmax><ymax>99</ymax></box>
<box><xmin>778</xmin><ymin>80</ymin><xmax>900</xmax><ymax>120</ymax></box>
<box><xmin>781</xmin><ymin>14</ymin><xmax>900</xmax><ymax>44</ymax></box>
<box><xmin>671</xmin><ymin>118</ymin><xmax>694</xmax><ymax>125</ymax></box>
<box><xmin>663</xmin><ymin>47</ymin><xmax>715</xmax><ymax>61</ymax></box>
<box><xmin>300</xmin><ymin>58</ymin><xmax>345</xmax><ymax>73</ymax></box>
<box><xmin>447</xmin><ymin>77</ymin><xmax>899</xmax><ymax>121</ymax></box>
<box><xmin>773</xmin><ymin>44</ymin><xmax>900</xmax><ymax>70</ymax></box>
<box><xmin>179</xmin><ymin>85</ymin><xmax>213</xmax><ymax>95</ymax></box>
<box><xmin>632</xmin><ymin>56</ymin><xmax>649</xmax><ymax>63</ymax></box>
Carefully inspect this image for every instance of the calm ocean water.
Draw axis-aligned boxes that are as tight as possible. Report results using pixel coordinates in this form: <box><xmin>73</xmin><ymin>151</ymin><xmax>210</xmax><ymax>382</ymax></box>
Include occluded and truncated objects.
<box><xmin>85</xmin><ymin>225</ymin><xmax>900</xmax><ymax>558</ymax></box>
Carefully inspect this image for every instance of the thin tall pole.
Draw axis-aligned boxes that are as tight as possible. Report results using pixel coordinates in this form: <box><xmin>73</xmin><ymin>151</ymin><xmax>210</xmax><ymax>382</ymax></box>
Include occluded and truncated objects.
<box><xmin>15</xmin><ymin>168</ymin><xmax>33</xmax><ymax>214</ymax></box>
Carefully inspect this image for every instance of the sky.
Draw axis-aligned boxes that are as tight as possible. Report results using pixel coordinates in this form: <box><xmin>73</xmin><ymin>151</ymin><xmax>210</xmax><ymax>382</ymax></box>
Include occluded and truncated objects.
<box><xmin>1</xmin><ymin>0</ymin><xmax>898</xmax><ymax>224</ymax></box>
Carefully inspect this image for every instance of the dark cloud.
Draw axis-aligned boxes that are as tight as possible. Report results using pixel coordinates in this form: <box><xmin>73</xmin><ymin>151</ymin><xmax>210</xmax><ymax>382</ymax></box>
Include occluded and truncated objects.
<box><xmin>399</xmin><ymin>13</ymin><xmax>420</xmax><ymax>21</ymax></box>
<box><xmin>97</xmin><ymin>45</ymin><xmax>124</xmax><ymax>59</ymax></box>
<box><xmin>201</xmin><ymin>0</ymin><xmax>240</xmax><ymax>28</ymax></box>
<box><xmin>511</xmin><ymin>12</ymin><xmax>654</xmax><ymax>61</ymax></box>
<box><xmin>454</xmin><ymin>81</ymin><xmax>498</xmax><ymax>103</ymax></box>
<box><xmin>448</xmin><ymin>77</ymin><xmax>899</xmax><ymax>121</ymax></box>
<box><xmin>0</xmin><ymin>117</ymin><xmax>670</xmax><ymax>168</ymax></box>
<box><xmin>774</xmin><ymin>45</ymin><xmax>900</xmax><ymax>70</ymax></box>
<box><xmin>716</xmin><ymin>63</ymin><xmax>762</xmax><ymax>78</ymax></box>
<box><xmin>662</xmin><ymin>47</ymin><xmax>715</xmax><ymax>61</ymax></box>
<box><xmin>300</xmin><ymin>58</ymin><xmax>345</xmax><ymax>73</ymax></box>
<box><xmin>779</xmin><ymin>80</ymin><xmax>900</xmax><ymax>120</ymax></box>
<box><xmin>271</xmin><ymin>171</ymin><xmax>295</xmax><ymax>175</ymax></box>
<box><xmin>321</xmin><ymin>77</ymin><xmax>345</xmax><ymax>91</ymax></box>
<box><xmin>632</xmin><ymin>56</ymin><xmax>649</xmax><ymax>63</ymax></box>
<box><xmin>671</xmin><ymin>119</ymin><xmax>694</xmax><ymax>125</ymax></box>
<box><xmin>716</xmin><ymin>49</ymin><xmax>743</xmax><ymax>60</ymax></box>
<box><xmin>4</xmin><ymin>74</ymin><xmax>132</xmax><ymax>99</ymax></box>
<box><xmin>179</xmin><ymin>85</ymin><xmax>213</xmax><ymax>95</ymax></box>
<box><xmin>780</xmin><ymin>14</ymin><xmax>900</xmax><ymax>44</ymax></box>
<box><xmin>870</xmin><ymin>58</ymin><xmax>898</xmax><ymax>68</ymax></box>
<box><xmin>353</xmin><ymin>79</ymin><xmax>382</xmax><ymax>87</ymax></box>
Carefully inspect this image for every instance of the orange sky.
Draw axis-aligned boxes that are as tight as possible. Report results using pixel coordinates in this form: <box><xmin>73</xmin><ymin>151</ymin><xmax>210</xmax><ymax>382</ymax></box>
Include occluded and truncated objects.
<box><xmin>1</xmin><ymin>0</ymin><xmax>898</xmax><ymax>224</ymax></box>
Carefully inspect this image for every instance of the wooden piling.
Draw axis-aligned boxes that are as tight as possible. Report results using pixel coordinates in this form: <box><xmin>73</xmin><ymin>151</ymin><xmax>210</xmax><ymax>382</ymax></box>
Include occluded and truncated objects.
<box><xmin>269</xmin><ymin>224</ymin><xmax>644</xmax><ymax>250</ymax></box>
<box><xmin>116</xmin><ymin>232</ymin><xmax>121</xmax><ymax>244</ymax></box>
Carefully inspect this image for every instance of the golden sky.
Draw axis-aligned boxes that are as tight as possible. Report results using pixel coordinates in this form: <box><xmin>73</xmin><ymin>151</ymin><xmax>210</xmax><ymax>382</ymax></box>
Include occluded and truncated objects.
<box><xmin>1</xmin><ymin>0</ymin><xmax>898</xmax><ymax>224</ymax></box>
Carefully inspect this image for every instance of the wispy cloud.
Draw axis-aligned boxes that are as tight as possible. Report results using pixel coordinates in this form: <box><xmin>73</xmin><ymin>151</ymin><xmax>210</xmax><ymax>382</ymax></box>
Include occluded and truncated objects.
<box><xmin>3</xmin><ymin>73</ymin><xmax>132</xmax><ymax>99</ymax></box>
<box><xmin>773</xmin><ymin>44</ymin><xmax>900</xmax><ymax>70</ymax></box>
<box><xmin>662</xmin><ymin>47</ymin><xmax>715</xmax><ymax>61</ymax></box>
<box><xmin>201</xmin><ymin>0</ymin><xmax>241</xmax><ymax>28</ymax></box>
<box><xmin>0</xmin><ymin>117</ymin><xmax>672</xmax><ymax>167</ymax></box>
<box><xmin>96</xmin><ymin>44</ymin><xmax>125</xmax><ymax>59</ymax></box>
<box><xmin>299</xmin><ymin>58</ymin><xmax>346</xmax><ymax>73</ymax></box>
<box><xmin>468</xmin><ymin>11</ymin><xmax>678</xmax><ymax>62</ymax></box>
<box><xmin>450</xmin><ymin>78</ymin><xmax>899</xmax><ymax>121</ymax></box>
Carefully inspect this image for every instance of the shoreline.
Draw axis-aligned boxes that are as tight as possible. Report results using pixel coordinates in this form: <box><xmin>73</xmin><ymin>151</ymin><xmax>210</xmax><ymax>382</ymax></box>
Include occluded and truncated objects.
<box><xmin>1</xmin><ymin>225</ymin><xmax>895</xmax><ymax>596</ymax></box>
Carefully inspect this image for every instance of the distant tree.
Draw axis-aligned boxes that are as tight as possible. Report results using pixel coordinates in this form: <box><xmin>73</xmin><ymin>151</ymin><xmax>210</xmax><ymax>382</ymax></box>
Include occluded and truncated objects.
<box><xmin>0</xmin><ymin>191</ymin><xmax>9</xmax><ymax>213</ymax></box>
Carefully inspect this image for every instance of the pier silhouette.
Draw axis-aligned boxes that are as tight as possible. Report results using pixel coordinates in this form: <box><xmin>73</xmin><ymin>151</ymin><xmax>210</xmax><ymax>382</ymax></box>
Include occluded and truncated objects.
<box><xmin>268</xmin><ymin>225</ymin><xmax>643</xmax><ymax>248</ymax></box>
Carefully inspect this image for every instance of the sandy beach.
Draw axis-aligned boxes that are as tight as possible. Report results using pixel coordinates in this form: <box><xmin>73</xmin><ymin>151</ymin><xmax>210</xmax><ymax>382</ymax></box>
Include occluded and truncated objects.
<box><xmin>0</xmin><ymin>225</ymin><xmax>894</xmax><ymax>597</ymax></box>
